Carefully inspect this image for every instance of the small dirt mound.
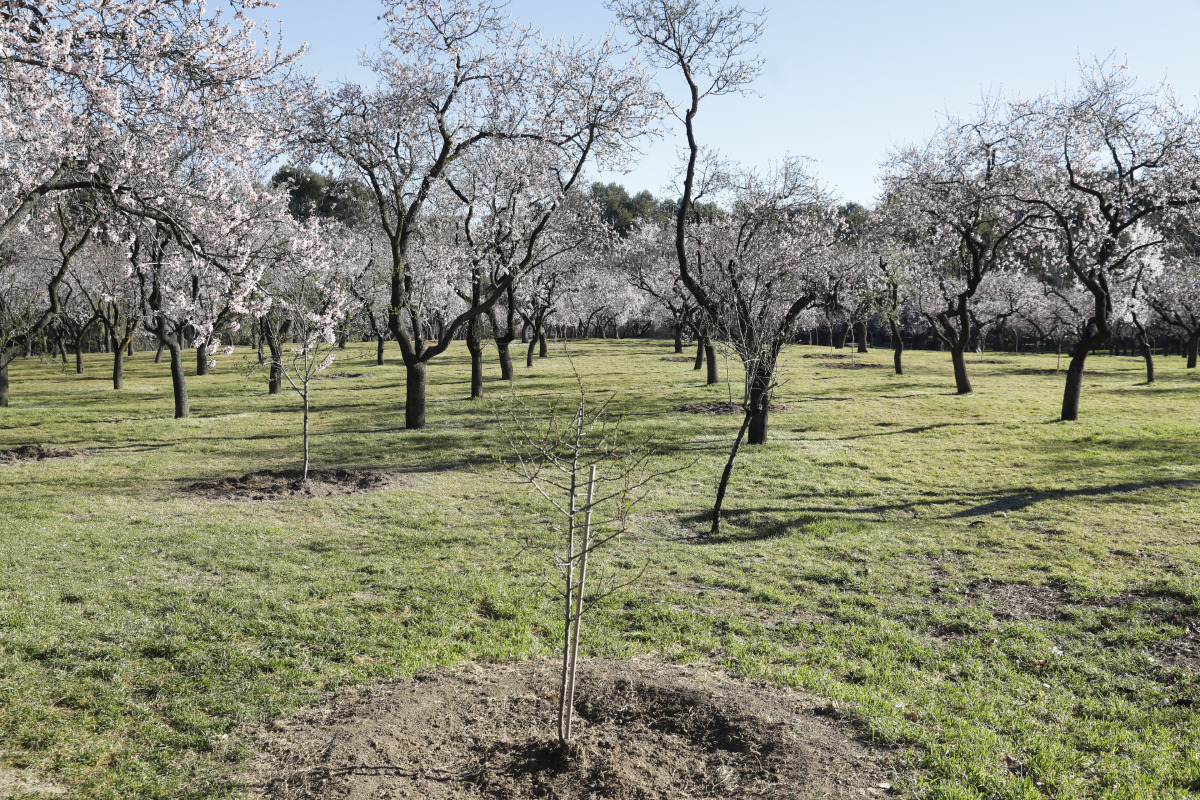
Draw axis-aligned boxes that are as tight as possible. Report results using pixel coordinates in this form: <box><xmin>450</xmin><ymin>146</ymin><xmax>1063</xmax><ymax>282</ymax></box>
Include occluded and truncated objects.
<box><xmin>674</xmin><ymin>401</ymin><xmax>788</xmax><ymax>415</ymax></box>
<box><xmin>185</xmin><ymin>468</ymin><xmax>407</xmax><ymax>501</ymax></box>
<box><xmin>0</xmin><ymin>445</ymin><xmax>86</xmax><ymax>464</ymax></box>
<box><xmin>244</xmin><ymin>659</ymin><xmax>897</xmax><ymax>800</ymax></box>
<box><xmin>314</xmin><ymin>373</ymin><xmax>370</xmax><ymax>380</ymax></box>
<box><xmin>802</xmin><ymin>353</ymin><xmax>851</xmax><ymax>359</ymax></box>
<box><xmin>660</xmin><ymin>356</ymin><xmax>696</xmax><ymax>363</ymax></box>
<box><xmin>821</xmin><ymin>362</ymin><xmax>883</xmax><ymax>370</ymax></box>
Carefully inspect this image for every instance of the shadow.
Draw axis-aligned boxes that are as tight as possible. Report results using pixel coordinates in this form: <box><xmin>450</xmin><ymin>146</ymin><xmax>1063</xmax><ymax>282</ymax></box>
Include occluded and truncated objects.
<box><xmin>836</xmin><ymin>421</ymin><xmax>999</xmax><ymax>441</ymax></box>
<box><xmin>682</xmin><ymin>508</ymin><xmax>818</xmax><ymax>544</ymax></box>
<box><xmin>947</xmin><ymin>479</ymin><xmax>1200</xmax><ymax>518</ymax></box>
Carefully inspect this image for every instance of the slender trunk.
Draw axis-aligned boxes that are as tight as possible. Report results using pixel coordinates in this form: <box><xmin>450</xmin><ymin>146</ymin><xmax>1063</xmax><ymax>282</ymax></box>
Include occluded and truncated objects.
<box><xmin>705</xmin><ymin>343</ymin><xmax>718</xmax><ymax>385</ymax></box>
<box><xmin>127</xmin><ymin>340</ymin><xmax>133</xmax><ymax>357</ymax></box>
<box><xmin>890</xmin><ymin>319</ymin><xmax>904</xmax><ymax>376</ymax></box>
<box><xmin>168</xmin><ymin>345</ymin><xmax>189</xmax><ymax>419</ymax></box>
<box><xmin>1062</xmin><ymin>330</ymin><xmax>1108</xmax><ymax>421</ymax></box>
<box><xmin>376</xmin><ymin>335</ymin><xmax>385</xmax><ymax>366</ymax></box>
<box><xmin>302</xmin><ymin>387</ymin><xmax>310</xmax><ymax>481</ymax></box>
<box><xmin>674</xmin><ymin>323</ymin><xmax>683</xmax><ymax>353</ymax></box>
<box><xmin>561</xmin><ymin>464</ymin><xmax>596</xmax><ymax>748</ymax></box>
<box><xmin>0</xmin><ymin>360</ymin><xmax>8</xmax><ymax>407</ymax></box>
<box><xmin>1188</xmin><ymin>332</ymin><xmax>1199</xmax><ymax>369</ymax></box>
<box><xmin>693</xmin><ymin>337</ymin><xmax>704</xmax><ymax>370</ymax></box>
<box><xmin>855</xmin><ymin>321</ymin><xmax>868</xmax><ymax>353</ymax></box>
<box><xmin>265</xmin><ymin>324</ymin><xmax>284</xmax><ymax>395</ymax></box>
<box><xmin>154</xmin><ymin>342</ymin><xmax>164</xmax><ymax>364</ymax></box>
<box><xmin>112</xmin><ymin>346</ymin><xmax>124</xmax><ymax>390</ymax></box>
<box><xmin>196</xmin><ymin>345</ymin><xmax>208</xmax><ymax>376</ymax></box>
<box><xmin>558</xmin><ymin>465</ymin><xmax>579</xmax><ymax>745</ymax></box>
<box><xmin>711</xmin><ymin>411</ymin><xmax>753</xmax><ymax>536</ymax></box>
<box><xmin>405</xmin><ymin>360</ymin><xmax>426</xmax><ymax>430</ymax></box>
<box><xmin>950</xmin><ymin>345</ymin><xmax>972</xmax><ymax>394</ymax></box>
<box><xmin>74</xmin><ymin>338</ymin><xmax>84</xmax><ymax>374</ymax></box>
<box><xmin>526</xmin><ymin>335</ymin><xmax>536</xmax><ymax>368</ymax></box>
<box><xmin>539</xmin><ymin>332</ymin><xmax>548</xmax><ymax>358</ymax></box>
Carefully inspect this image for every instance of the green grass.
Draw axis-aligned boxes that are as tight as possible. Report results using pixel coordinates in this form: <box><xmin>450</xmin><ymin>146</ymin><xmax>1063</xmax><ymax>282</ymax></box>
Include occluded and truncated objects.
<box><xmin>0</xmin><ymin>340</ymin><xmax>1198</xmax><ymax>799</ymax></box>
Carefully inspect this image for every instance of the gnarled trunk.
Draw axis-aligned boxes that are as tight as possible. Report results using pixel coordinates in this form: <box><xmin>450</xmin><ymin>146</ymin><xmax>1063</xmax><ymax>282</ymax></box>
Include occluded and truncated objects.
<box><xmin>112</xmin><ymin>346</ymin><xmax>124</xmax><ymax>390</ymax></box>
<box><xmin>950</xmin><ymin>345</ymin><xmax>972</xmax><ymax>394</ymax></box>
<box><xmin>496</xmin><ymin>338</ymin><xmax>514</xmax><ymax>381</ymax></box>
<box><xmin>746</xmin><ymin>366</ymin><xmax>772</xmax><ymax>445</ymax></box>
<box><xmin>855</xmin><ymin>321</ymin><xmax>868</xmax><ymax>354</ymax></box>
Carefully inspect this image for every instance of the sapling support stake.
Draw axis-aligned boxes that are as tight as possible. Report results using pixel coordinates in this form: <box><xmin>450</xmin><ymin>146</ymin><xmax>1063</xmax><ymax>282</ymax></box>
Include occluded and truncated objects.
<box><xmin>559</xmin><ymin>462</ymin><xmax>596</xmax><ymax>747</ymax></box>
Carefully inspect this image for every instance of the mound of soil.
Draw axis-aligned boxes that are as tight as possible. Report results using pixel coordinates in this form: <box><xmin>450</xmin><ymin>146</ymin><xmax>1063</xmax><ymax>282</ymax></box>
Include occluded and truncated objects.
<box><xmin>244</xmin><ymin>659</ymin><xmax>898</xmax><ymax>800</ymax></box>
<box><xmin>0</xmin><ymin>445</ymin><xmax>86</xmax><ymax>464</ymax></box>
<box><xmin>185</xmin><ymin>468</ymin><xmax>407</xmax><ymax>501</ymax></box>
<box><xmin>314</xmin><ymin>373</ymin><xmax>370</xmax><ymax>380</ymax></box>
<box><xmin>660</xmin><ymin>356</ymin><xmax>696</xmax><ymax>363</ymax></box>
<box><xmin>674</xmin><ymin>401</ymin><xmax>789</xmax><ymax>415</ymax></box>
<box><xmin>802</xmin><ymin>353</ymin><xmax>851</xmax><ymax>360</ymax></box>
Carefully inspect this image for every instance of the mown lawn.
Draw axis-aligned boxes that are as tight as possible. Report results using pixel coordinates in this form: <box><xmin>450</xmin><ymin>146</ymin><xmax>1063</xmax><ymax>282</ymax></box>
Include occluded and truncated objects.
<box><xmin>0</xmin><ymin>339</ymin><xmax>1197</xmax><ymax>799</ymax></box>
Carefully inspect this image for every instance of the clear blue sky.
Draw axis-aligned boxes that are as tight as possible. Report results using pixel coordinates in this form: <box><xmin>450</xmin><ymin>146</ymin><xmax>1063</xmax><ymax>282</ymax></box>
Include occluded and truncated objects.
<box><xmin>278</xmin><ymin>0</ymin><xmax>1200</xmax><ymax>205</ymax></box>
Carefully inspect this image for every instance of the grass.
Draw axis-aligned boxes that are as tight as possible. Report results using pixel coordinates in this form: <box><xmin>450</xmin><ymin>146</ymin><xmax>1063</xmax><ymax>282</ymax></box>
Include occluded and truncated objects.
<box><xmin>0</xmin><ymin>339</ymin><xmax>1197</xmax><ymax>799</ymax></box>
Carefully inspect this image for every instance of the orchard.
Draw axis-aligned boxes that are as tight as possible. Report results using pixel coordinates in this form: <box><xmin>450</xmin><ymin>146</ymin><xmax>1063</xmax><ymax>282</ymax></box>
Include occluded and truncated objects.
<box><xmin>1</xmin><ymin>1</ymin><xmax>1198</xmax><ymax>798</ymax></box>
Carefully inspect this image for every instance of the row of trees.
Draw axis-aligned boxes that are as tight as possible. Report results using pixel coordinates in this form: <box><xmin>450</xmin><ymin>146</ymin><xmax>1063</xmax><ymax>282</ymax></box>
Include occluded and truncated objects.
<box><xmin>3</xmin><ymin>2</ymin><xmax>1199</xmax><ymax>458</ymax></box>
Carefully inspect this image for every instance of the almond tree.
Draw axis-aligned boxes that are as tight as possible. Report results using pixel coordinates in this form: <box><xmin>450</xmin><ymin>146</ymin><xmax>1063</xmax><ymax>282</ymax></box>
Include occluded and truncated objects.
<box><xmin>298</xmin><ymin>0</ymin><xmax>657</xmax><ymax>429</ymax></box>
<box><xmin>0</xmin><ymin>0</ymin><xmax>301</xmax><ymax>245</ymax></box>
<box><xmin>1011</xmin><ymin>61</ymin><xmax>1200</xmax><ymax>420</ymax></box>
<box><xmin>880</xmin><ymin>106</ymin><xmax>1035</xmax><ymax>394</ymax></box>
<box><xmin>1148</xmin><ymin>234</ymin><xmax>1200</xmax><ymax>368</ymax></box>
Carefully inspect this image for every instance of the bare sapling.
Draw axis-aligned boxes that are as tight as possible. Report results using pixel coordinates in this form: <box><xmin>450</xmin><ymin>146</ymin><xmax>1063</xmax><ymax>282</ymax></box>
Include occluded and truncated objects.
<box><xmin>497</xmin><ymin>363</ymin><xmax>673</xmax><ymax>752</ymax></box>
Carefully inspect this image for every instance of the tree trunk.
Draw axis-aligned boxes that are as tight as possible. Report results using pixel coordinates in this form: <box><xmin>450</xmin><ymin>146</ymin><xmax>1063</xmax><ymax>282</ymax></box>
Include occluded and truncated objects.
<box><xmin>889</xmin><ymin>319</ymin><xmax>904</xmax><ymax>375</ymax></box>
<box><xmin>302</xmin><ymin>387</ymin><xmax>310</xmax><ymax>481</ymax></box>
<box><xmin>526</xmin><ymin>335</ymin><xmax>536</xmax><ymax>368</ymax></box>
<box><xmin>711</xmin><ymin>411</ymin><xmax>753</xmax><ymax>536</ymax></box>
<box><xmin>1133</xmin><ymin>314</ymin><xmax>1154</xmax><ymax>384</ymax></box>
<box><xmin>169</xmin><ymin>346</ymin><xmax>189</xmax><ymax>419</ymax></box>
<box><xmin>746</xmin><ymin>367</ymin><xmax>771</xmax><ymax>445</ymax></box>
<box><xmin>673</xmin><ymin>323</ymin><xmax>683</xmax><ymax>353</ymax></box>
<box><xmin>74</xmin><ymin>338</ymin><xmax>85</xmax><ymax>374</ymax></box>
<box><xmin>950</xmin><ymin>346</ymin><xmax>972</xmax><ymax>394</ymax></box>
<box><xmin>539</xmin><ymin>333</ymin><xmax>548</xmax><ymax>358</ymax></box>
<box><xmin>1061</xmin><ymin>329</ymin><xmax>1109</xmax><ymax>421</ymax></box>
<box><xmin>693</xmin><ymin>337</ymin><xmax>704</xmax><ymax>370</ymax></box>
<box><xmin>376</xmin><ymin>336</ymin><xmax>385</xmax><ymax>366</ymax></box>
<box><xmin>405</xmin><ymin>360</ymin><xmax>426</xmax><ymax>430</ymax></box>
<box><xmin>127</xmin><ymin>340</ymin><xmax>133</xmax><ymax>357</ymax></box>
<box><xmin>196</xmin><ymin>345</ymin><xmax>208</xmax><ymax>376</ymax></box>
<box><xmin>0</xmin><ymin>360</ymin><xmax>8</xmax><ymax>407</ymax></box>
<box><xmin>705</xmin><ymin>343</ymin><xmax>718</xmax><ymax>385</ymax></box>
<box><xmin>1188</xmin><ymin>332</ymin><xmax>1199</xmax><ymax>369</ymax></box>
<box><xmin>834</xmin><ymin>322</ymin><xmax>849</xmax><ymax>349</ymax></box>
<box><xmin>496</xmin><ymin>339</ymin><xmax>514</xmax><ymax>381</ymax></box>
<box><xmin>112</xmin><ymin>346</ymin><xmax>124</xmax><ymax>390</ymax></box>
<box><xmin>155</xmin><ymin>342</ymin><xmax>164</xmax><ymax>364</ymax></box>
<box><xmin>855</xmin><ymin>321</ymin><xmax>868</xmax><ymax>353</ymax></box>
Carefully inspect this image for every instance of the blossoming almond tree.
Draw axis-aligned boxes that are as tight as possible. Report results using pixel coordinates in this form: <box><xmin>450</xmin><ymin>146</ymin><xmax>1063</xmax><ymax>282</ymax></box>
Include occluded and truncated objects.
<box><xmin>1011</xmin><ymin>60</ymin><xmax>1200</xmax><ymax>420</ymax></box>
<box><xmin>298</xmin><ymin>0</ymin><xmax>657</xmax><ymax>429</ymax></box>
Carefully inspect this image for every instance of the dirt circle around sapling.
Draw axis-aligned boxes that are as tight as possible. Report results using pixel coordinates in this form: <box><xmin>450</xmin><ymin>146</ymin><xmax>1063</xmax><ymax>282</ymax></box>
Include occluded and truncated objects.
<box><xmin>183</xmin><ymin>468</ymin><xmax>408</xmax><ymax>501</ymax></box>
<box><xmin>673</xmin><ymin>401</ymin><xmax>789</xmax><ymax>415</ymax></box>
<box><xmin>243</xmin><ymin>658</ymin><xmax>899</xmax><ymax>800</ymax></box>
<box><xmin>0</xmin><ymin>445</ymin><xmax>87</xmax><ymax>464</ymax></box>
<box><xmin>660</xmin><ymin>356</ymin><xmax>697</xmax><ymax>363</ymax></box>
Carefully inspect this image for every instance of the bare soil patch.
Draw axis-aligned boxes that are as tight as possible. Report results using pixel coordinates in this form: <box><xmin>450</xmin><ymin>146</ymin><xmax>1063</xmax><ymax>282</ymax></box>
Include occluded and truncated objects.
<box><xmin>673</xmin><ymin>401</ymin><xmax>789</xmax><ymax>415</ymax></box>
<box><xmin>184</xmin><ymin>468</ymin><xmax>407</xmax><ymax>501</ymax></box>
<box><xmin>314</xmin><ymin>373</ymin><xmax>370</xmax><ymax>380</ymax></box>
<box><xmin>820</xmin><ymin>362</ymin><xmax>884</xmax><ymax>370</ymax></box>
<box><xmin>972</xmin><ymin>581</ymin><xmax>1200</xmax><ymax>673</ymax></box>
<box><xmin>802</xmin><ymin>353</ymin><xmax>851</xmax><ymax>360</ymax></box>
<box><xmin>244</xmin><ymin>658</ymin><xmax>898</xmax><ymax>800</ymax></box>
<box><xmin>0</xmin><ymin>445</ymin><xmax>86</xmax><ymax>464</ymax></box>
<box><xmin>660</xmin><ymin>356</ymin><xmax>696</xmax><ymax>363</ymax></box>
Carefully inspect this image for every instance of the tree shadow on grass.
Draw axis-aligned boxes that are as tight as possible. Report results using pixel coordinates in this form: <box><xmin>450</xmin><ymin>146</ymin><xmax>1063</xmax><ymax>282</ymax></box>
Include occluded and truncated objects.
<box><xmin>680</xmin><ymin>508</ymin><xmax>820</xmax><ymax>544</ymax></box>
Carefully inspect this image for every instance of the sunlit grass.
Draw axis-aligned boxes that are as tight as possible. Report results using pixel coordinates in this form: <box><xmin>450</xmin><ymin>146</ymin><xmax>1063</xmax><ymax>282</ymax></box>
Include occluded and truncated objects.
<box><xmin>0</xmin><ymin>340</ymin><xmax>1197</xmax><ymax>799</ymax></box>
